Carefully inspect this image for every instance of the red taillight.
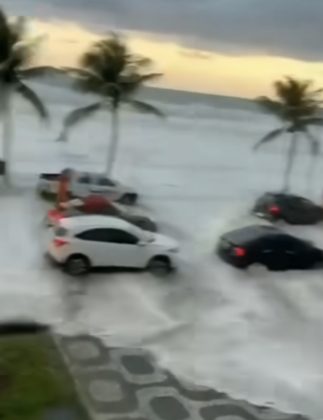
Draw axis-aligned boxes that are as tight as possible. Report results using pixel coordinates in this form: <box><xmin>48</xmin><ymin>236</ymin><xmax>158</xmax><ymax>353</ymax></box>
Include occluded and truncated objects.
<box><xmin>234</xmin><ymin>247</ymin><xmax>246</xmax><ymax>257</ymax></box>
<box><xmin>53</xmin><ymin>238</ymin><xmax>68</xmax><ymax>247</ymax></box>
<box><xmin>269</xmin><ymin>205</ymin><xmax>281</xmax><ymax>216</ymax></box>
<box><xmin>48</xmin><ymin>210</ymin><xmax>64</xmax><ymax>221</ymax></box>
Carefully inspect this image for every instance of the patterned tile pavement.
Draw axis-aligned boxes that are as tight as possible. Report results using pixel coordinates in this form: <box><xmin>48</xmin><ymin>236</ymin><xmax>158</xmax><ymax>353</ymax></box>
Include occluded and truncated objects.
<box><xmin>55</xmin><ymin>334</ymin><xmax>307</xmax><ymax>420</ymax></box>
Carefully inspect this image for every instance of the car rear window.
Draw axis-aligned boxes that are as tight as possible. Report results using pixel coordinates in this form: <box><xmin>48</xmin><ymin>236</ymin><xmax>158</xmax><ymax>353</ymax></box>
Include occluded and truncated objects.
<box><xmin>219</xmin><ymin>237</ymin><xmax>232</xmax><ymax>249</ymax></box>
<box><xmin>55</xmin><ymin>227</ymin><xmax>68</xmax><ymax>237</ymax></box>
<box><xmin>224</xmin><ymin>226</ymin><xmax>278</xmax><ymax>244</ymax></box>
<box><xmin>95</xmin><ymin>177</ymin><xmax>115</xmax><ymax>186</ymax></box>
<box><xmin>78</xmin><ymin>174</ymin><xmax>91</xmax><ymax>184</ymax></box>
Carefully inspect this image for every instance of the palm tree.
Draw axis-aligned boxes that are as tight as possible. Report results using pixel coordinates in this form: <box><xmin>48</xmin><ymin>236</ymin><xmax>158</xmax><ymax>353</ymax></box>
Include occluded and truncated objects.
<box><xmin>0</xmin><ymin>9</ymin><xmax>51</xmax><ymax>185</ymax></box>
<box><xmin>254</xmin><ymin>77</ymin><xmax>323</xmax><ymax>191</ymax></box>
<box><xmin>58</xmin><ymin>34</ymin><xmax>163</xmax><ymax>177</ymax></box>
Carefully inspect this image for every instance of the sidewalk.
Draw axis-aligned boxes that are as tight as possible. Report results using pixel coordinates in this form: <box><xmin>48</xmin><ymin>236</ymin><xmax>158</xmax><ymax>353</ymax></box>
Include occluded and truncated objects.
<box><xmin>56</xmin><ymin>334</ymin><xmax>306</xmax><ymax>420</ymax></box>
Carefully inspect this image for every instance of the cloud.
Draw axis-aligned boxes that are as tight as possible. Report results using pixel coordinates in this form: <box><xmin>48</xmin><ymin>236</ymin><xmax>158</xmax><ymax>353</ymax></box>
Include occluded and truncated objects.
<box><xmin>179</xmin><ymin>49</ymin><xmax>212</xmax><ymax>60</ymax></box>
<box><xmin>2</xmin><ymin>0</ymin><xmax>323</xmax><ymax>62</ymax></box>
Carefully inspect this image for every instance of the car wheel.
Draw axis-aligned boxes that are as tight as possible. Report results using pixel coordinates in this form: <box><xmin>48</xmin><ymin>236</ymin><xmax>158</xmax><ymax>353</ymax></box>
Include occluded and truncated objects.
<box><xmin>64</xmin><ymin>255</ymin><xmax>90</xmax><ymax>276</ymax></box>
<box><xmin>147</xmin><ymin>256</ymin><xmax>172</xmax><ymax>276</ymax></box>
<box><xmin>120</xmin><ymin>193</ymin><xmax>137</xmax><ymax>205</ymax></box>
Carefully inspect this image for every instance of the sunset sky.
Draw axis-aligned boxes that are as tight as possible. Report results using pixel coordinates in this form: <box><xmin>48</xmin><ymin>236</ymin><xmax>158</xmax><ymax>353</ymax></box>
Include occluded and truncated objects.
<box><xmin>2</xmin><ymin>0</ymin><xmax>323</xmax><ymax>98</ymax></box>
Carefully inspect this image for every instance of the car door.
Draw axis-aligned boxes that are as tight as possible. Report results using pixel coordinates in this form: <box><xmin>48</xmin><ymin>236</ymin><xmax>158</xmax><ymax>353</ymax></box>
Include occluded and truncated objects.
<box><xmin>257</xmin><ymin>236</ymin><xmax>290</xmax><ymax>270</ymax></box>
<box><xmin>286</xmin><ymin>197</ymin><xmax>318</xmax><ymax>224</ymax></box>
<box><xmin>75</xmin><ymin>228</ymin><xmax>116</xmax><ymax>267</ymax></box>
<box><xmin>72</xmin><ymin>173</ymin><xmax>91</xmax><ymax>198</ymax></box>
<box><xmin>89</xmin><ymin>177</ymin><xmax>119</xmax><ymax>200</ymax></box>
<box><xmin>278</xmin><ymin>236</ymin><xmax>313</xmax><ymax>269</ymax></box>
<box><xmin>102</xmin><ymin>228</ymin><xmax>147</xmax><ymax>268</ymax></box>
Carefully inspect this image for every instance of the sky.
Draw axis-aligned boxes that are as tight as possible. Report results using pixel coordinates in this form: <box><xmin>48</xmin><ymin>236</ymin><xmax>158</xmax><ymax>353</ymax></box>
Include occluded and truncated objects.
<box><xmin>2</xmin><ymin>0</ymin><xmax>323</xmax><ymax>97</ymax></box>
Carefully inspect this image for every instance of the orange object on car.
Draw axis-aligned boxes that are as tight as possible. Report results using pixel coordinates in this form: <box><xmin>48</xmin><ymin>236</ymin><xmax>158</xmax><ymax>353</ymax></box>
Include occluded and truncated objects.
<box><xmin>56</xmin><ymin>173</ymin><xmax>70</xmax><ymax>208</ymax></box>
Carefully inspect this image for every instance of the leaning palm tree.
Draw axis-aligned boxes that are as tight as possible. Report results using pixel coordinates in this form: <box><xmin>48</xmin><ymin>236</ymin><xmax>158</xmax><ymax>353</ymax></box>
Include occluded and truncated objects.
<box><xmin>58</xmin><ymin>34</ymin><xmax>163</xmax><ymax>177</ymax></box>
<box><xmin>254</xmin><ymin>76</ymin><xmax>323</xmax><ymax>191</ymax></box>
<box><xmin>0</xmin><ymin>9</ymin><xmax>51</xmax><ymax>185</ymax></box>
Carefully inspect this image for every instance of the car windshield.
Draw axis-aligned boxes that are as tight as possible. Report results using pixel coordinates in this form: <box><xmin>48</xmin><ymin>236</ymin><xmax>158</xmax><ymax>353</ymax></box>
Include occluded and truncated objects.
<box><xmin>142</xmin><ymin>230</ymin><xmax>154</xmax><ymax>242</ymax></box>
<box><xmin>64</xmin><ymin>208</ymin><xmax>82</xmax><ymax>217</ymax></box>
<box><xmin>225</xmin><ymin>225</ymin><xmax>278</xmax><ymax>244</ymax></box>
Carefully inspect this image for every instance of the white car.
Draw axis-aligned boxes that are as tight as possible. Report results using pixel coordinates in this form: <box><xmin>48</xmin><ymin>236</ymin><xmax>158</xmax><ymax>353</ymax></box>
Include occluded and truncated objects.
<box><xmin>47</xmin><ymin>215</ymin><xmax>179</xmax><ymax>276</ymax></box>
<box><xmin>37</xmin><ymin>170</ymin><xmax>138</xmax><ymax>204</ymax></box>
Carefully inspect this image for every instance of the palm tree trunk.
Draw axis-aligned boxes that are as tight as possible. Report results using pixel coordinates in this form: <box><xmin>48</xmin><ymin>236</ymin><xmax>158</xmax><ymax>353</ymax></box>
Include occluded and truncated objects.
<box><xmin>1</xmin><ymin>87</ymin><xmax>13</xmax><ymax>186</ymax></box>
<box><xmin>306</xmin><ymin>153</ymin><xmax>317</xmax><ymax>195</ymax></box>
<box><xmin>106</xmin><ymin>107</ymin><xmax>119</xmax><ymax>177</ymax></box>
<box><xmin>283</xmin><ymin>132</ymin><xmax>297</xmax><ymax>192</ymax></box>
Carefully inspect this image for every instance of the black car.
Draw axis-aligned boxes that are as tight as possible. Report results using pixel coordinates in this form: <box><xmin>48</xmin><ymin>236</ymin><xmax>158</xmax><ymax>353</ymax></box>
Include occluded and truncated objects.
<box><xmin>217</xmin><ymin>225</ymin><xmax>323</xmax><ymax>270</ymax></box>
<box><xmin>253</xmin><ymin>192</ymin><xmax>323</xmax><ymax>225</ymax></box>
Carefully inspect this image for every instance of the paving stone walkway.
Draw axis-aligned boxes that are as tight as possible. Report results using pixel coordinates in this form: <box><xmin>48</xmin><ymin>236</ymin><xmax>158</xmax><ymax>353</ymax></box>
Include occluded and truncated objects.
<box><xmin>56</xmin><ymin>334</ymin><xmax>307</xmax><ymax>420</ymax></box>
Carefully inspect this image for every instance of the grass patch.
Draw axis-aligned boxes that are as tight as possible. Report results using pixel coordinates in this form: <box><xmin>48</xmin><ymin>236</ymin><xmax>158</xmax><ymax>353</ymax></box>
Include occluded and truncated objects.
<box><xmin>0</xmin><ymin>333</ymin><xmax>87</xmax><ymax>420</ymax></box>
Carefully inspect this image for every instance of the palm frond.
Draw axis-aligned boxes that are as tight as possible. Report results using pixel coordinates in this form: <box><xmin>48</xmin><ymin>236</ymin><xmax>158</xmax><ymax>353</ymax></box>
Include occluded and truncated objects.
<box><xmin>9</xmin><ymin>16</ymin><xmax>26</xmax><ymax>45</ymax></box>
<box><xmin>119</xmin><ymin>72</ymin><xmax>162</xmax><ymax>97</ymax></box>
<box><xmin>311</xmin><ymin>87</ymin><xmax>323</xmax><ymax>96</ymax></box>
<box><xmin>0</xmin><ymin>39</ymin><xmax>38</xmax><ymax>75</ymax></box>
<box><xmin>127</xmin><ymin>55</ymin><xmax>152</xmax><ymax>68</ymax></box>
<box><xmin>301</xmin><ymin>117</ymin><xmax>323</xmax><ymax>127</ymax></box>
<box><xmin>12</xmin><ymin>35</ymin><xmax>44</xmax><ymax>66</ymax></box>
<box><xmin>256</xmin><ymin>96</ymin><xmax>283</xmax><ymax>117</ymax></box>
<box><xmin>137</xmin><ymin>72</ymin><xmax>162</xmax><ymax>83</ymax></box>
<box><xmin>16</xmin><ymin>81</ymin><xmax>48</xmax><ymax>119</ymax></box>
<box><xmin>127</xmin><ymin>99</ymin><xmax>164</xmax><ymax>117</ymax></box>
<box><xmin>57</xmin><ymin>102</ymin><xmax>103</xmax><ymax>142</ymax></box>
<box><xmin>62</xmin><ymin>66</ymin><xmax>102</xmax><ymax>80</ymax></box>
<box><xmin>253</xmin><ymin>128</ymin><xmax>285</xmax><ymax>150</ymax></box>
<box><xmin>81</xmin><ymin>35</ymin><xmax>127</xmax><ymax>81</ymax></box>
<box><xmin>63</xmin><ymin>66</ymin><xmax>107</xmax><ymax>94</ymax></box>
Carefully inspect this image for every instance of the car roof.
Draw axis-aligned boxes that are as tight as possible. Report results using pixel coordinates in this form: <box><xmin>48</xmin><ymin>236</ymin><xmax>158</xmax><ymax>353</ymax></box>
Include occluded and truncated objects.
<box><xmin>222</xmin><ymin>224</ymin><xmax>282</xmax><ymax>244</ymax></box>
<box><xmin>262</xmin><ymin>192</ymin><xmax>312</xmax><ymax>202</ymax></box>
<box><xmin>76</xmin><ymin>171</ymin><xmax>116</xmax><ymax>181</ymax></box>
<box><xmin>59</xmin><ymin>215</ymin><xmax>132</xmax><ymax>231</ymax></box>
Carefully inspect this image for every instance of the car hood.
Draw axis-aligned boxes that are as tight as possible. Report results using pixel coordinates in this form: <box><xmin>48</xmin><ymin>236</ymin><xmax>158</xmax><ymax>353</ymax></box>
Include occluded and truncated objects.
<box><xmin>117</xmin><ymin>203</ymin><xmax>155</xmax><ymax>220</ymax></box>
<box><xmin>150</xmin><ymin>233</ymin><xmax>179</xmax><ymax>250</ymax></box>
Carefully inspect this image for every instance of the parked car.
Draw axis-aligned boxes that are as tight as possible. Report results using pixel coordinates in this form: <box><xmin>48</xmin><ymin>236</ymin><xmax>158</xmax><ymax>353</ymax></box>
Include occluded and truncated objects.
<box><xmin>47</xmin><ymin>215</ymin><xmax>179</xmax><ymax>276</ymax></box>
<box><xmin>46</xmin><ymin>195</ymin><xmax>157</xmax><ymax>232</ymax></box>
<box><xmin>217</xmin><ymin>224</ymin><xmax>323</xmax><ymax>270</ymax></box>
<box><xmin>37</xmin><ymin>169</ymin><xmax>138</xmax><ymax>204</ymax></box>
<box><xmin>253</xmin><ymin>192</ymin><xmax>323</xmax><ymax>225</ymax></box>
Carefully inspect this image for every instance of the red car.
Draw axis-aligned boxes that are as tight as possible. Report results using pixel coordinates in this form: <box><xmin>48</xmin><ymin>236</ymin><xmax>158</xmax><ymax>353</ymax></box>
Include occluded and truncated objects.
<box><xmin>47</xmin><ymin>195</ymin><xmax>157</xmax><ymax>232</ymax></box>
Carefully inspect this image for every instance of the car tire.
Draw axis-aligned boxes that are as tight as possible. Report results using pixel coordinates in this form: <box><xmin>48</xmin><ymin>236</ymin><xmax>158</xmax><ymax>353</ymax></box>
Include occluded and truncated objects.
<box><xmin>120</xmin><ymin>193</ymin><xmax>138</xmax><ymax>205</ymax></box>
<box><xmin>147</xmin><ymin>256</ymin><xmax>172</xmax><ymax>276</ymax></box>
<box><xmin>64</xmin><ymin>255</ymin><xmax>90</xmax><ymax>276</ymax></box>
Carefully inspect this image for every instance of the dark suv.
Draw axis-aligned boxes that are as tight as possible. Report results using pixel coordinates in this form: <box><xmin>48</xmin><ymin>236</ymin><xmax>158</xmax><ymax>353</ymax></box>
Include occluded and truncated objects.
<box><xmin>253</xmin><ymin>193</ymin><xmax>323</xmax><ymax>225</ymax></box>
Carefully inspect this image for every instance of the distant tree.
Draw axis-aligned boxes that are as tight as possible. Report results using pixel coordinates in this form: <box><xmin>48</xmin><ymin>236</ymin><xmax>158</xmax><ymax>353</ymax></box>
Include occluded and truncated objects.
<box><xmin>58</xmin><ymin>34</ymin><xmax>164</xmax><ymax>177</ymax></box>
<box><xmin>0</xmin><ymin>9</ymin><xmax>51</xmax><ymax>185</ymax></box>
<box><xmin>255</xmin><ymin>76</ymin><xmax>323</xmax><ymax>191</ymax></box>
